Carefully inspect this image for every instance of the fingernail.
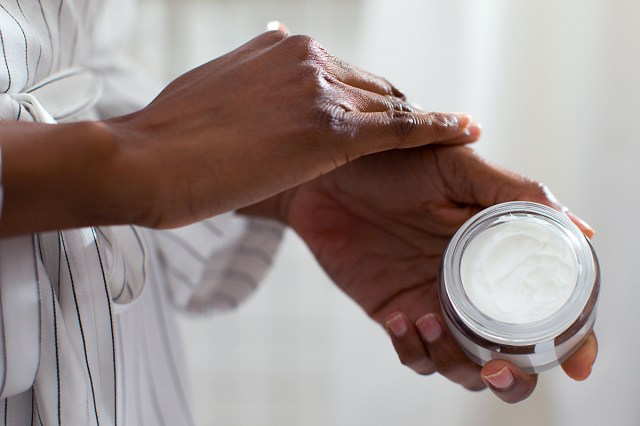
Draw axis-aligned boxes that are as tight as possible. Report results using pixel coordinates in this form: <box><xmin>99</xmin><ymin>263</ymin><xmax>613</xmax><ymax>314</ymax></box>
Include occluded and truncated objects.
<box><xmin>416</xmin><ymin>314</ymin><xmax>441</xmax><ymax>343</ymax></box>
<box><xmin>266</xmin><ymin>21</ymin><xmax>282</xmax><ymax>31</ymax></box>
<box><xmin>483</xmin><ymin>367</ymin><xmax>515</xmax><ymax>390</ymax></box>
<box><xmin>386</xmin><ymin>314</ymin><xmax>408</xmax><ymax>338</ymax></box>
<box><xmin>454</xmin><ymin>113</ymin><xmax>472</xmax><ymax>129</ymax></box>
<box><xmin>463</xmin><ymin>122</ymin><xmax>482</xmax><ymax>137</ymax></box>
<box><xmin>566</xmin><ymin>211</ymin><xmax>596</xmax><ymax>239</ymax></box>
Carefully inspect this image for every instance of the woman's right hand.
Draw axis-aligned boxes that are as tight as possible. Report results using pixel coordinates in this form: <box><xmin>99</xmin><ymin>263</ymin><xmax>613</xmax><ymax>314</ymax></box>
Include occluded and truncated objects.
<box><xmin>106</xmin><ymin>29</ymin><xmax>479</xmax><ymax>229</ymax></box>
<box><xmin>0</xmin><ymin>30</ymin><xmax>479</xmax><ymax>236</ymax></box>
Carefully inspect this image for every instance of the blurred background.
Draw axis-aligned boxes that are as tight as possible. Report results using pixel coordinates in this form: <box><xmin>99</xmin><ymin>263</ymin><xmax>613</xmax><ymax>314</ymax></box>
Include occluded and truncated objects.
<box><xmin>131</xmin><ymin>0</ymin><xmax>640</xmax><ymax>425</ymax></box>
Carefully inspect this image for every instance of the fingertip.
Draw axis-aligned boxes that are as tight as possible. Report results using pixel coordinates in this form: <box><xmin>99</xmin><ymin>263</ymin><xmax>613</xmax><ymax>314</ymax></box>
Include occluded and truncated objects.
<box><xmin>464</xmin><ymin>121</ymin><xmax>482</xmax><ymax>137</ymax></box>
<box><xmin>384</xmin><ymin>312</ymin><xmax>437</xmax><ymax>376</ymax></box>
<box><xmin>481</xmin><ymin>361</ymin><xmax>538</xmax><ymax>403</ymax></box>
<box><xmin>566</xmin><ymin>211</ymin><xmax>596</xmax><ymax>239</ymax></box>
<box><xmin>385</xmin><ymin>312</ymin><xmax>409</xmax><ymax>338</ymax></box>
<box><xmin>416</xmin><ymin>313</ymin><xmax>443</xmax><ymax>343</ymax></box>
<box><xmin>561</xmin><ymin>333</ymin><xmax>598</xmax><ymax>381</ymax></box>
<box><xmin>349</xmin><ymin>109</ymin><xmax>476</xmax><ymax>151</ymax></box>
<box><xmin>511</xmin><ymin>185</ymin><xmax>596</xmax><ymax>239</ymax></box>
<box><xmin>482</xmin><ymin>364</ymin><xmax>515</xmax><ymax>391</ymax></box>
<box><xmin>453</xmin><ymin>113</ymin><xmax>472</xmax><ymax>131</ymax></box>
<box><xmin>442</xmin><ymin>121</ymin><xmax>482</xmax><ymax>145</ymax></box>
<box><xmin>569</xmin><ymin>364</ymin><xmax>593</xmax><ymax>382</ymax></box>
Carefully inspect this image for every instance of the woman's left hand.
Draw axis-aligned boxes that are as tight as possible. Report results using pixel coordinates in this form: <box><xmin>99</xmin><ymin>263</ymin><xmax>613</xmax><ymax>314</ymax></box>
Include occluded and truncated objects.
<box><xmin>248</xmin><ymin>144</ymin><xmax>597</xmax><ymax>403</ymax></box>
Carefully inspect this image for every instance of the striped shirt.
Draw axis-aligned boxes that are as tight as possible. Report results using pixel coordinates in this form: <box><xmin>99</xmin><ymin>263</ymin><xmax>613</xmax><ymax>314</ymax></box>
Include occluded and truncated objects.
<box><xmin>0</xmin><ymin>0</ymin><xmax>283</xmax><ymax>424</ymax></box>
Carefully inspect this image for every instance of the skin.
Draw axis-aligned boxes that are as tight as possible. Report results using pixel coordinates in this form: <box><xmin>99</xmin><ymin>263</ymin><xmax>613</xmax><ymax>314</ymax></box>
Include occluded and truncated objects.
<box><xmin>0</xmin><ymin>27</ymin><xmax>597</xmax><ymax>404</ymax></box>
<box><xmin>244</xmin><ymin>145</ymin><xmax>598</xmax><ymax>403</ymax></box>
<box><xmin>0</xmin><ymin>30</ymin><xmax>478</xmax><ymax>237</ymax></box>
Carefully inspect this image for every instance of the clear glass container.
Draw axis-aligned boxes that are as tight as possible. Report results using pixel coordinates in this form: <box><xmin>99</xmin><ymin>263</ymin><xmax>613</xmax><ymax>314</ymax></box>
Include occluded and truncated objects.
<box><xmin>438</xmin><ymin>201</ymin><xmax>600</xmax><ymax>373</ymax></box>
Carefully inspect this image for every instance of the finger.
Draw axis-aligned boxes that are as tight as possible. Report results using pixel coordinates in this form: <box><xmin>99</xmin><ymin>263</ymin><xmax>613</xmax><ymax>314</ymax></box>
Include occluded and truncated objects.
<box><xmin>335</xmin><ymin>82</ymin><xmax>480</xmax><ymax>146</ymax></box>
<box><xmin>440</xmin><ymin>121</ymin><xmax>482</xmax><ymax>145</ymax></box>
<box><xmin>385</xmin><ymin>313</ymin><xmax>436</xmax><ymax>375</ymax></box>
<box><xmin>347</xmin><ymin>110</ymin><xmax>473</xmax><ymax>153</ymax></box>
<box><xmin>525</xmin><ymin>188</ymin><xmax>595</xmax><ymax>238</ymax></box>
<box><xmin>501</xmin><ymin>181</ymin><xmax>595</xmax><ymax>238</ymax></box>
<box><xmin>342</xmin><ymin>90</ymin><xmax>481</xmax><ymax>144</ymax></box>
<box><xmin>416</xmin><ymin>313</ymin><xmax>485</xmax><ymax>390</ymax></box>
<box><xmin>481</xmin><ymin>360</ymin><xmax>538</xmax><ymax>404</ymax></box>
<box><xmin>332</xmin><ymin>82</ymin><xmax>480</xmax><ymax>145</ymax></box>
<box><xmin>561</xmin><ymin>332</ymin><xmax>598</xmax><ymax>381</ymax></box>
<box><xmin>330</xmin><ymin>78</ymin><xmax>416</xmax><ymax>113</ymax></box>
<box><xmin>566</xmin><ymin>211</ymin><xmax>596</xmax><ymax>239</ymax></box>
<box><xmin>327</xmin><ymin>57</ymin><xmax>406</xmax><ymax>99</ymax></box>
<box><xmin>449</xmin><ymin>149</ymin><xmax>596</xmax><ymax>235</ymax></box>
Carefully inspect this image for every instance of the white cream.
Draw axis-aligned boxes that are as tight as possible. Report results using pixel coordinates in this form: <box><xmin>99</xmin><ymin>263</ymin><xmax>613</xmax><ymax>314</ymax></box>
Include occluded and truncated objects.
<box><xmin>460</xmin><ymin>217</ymin><xmax>578</xmax><ymax>324</ymax></box>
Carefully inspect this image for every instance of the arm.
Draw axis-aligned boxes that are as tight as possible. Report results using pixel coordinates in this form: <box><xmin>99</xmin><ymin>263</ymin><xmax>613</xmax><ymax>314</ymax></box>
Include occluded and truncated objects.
<box><xmin>0</xmin><ymin>121</ymin><xmax>140</xmax><ymax>236</ymax></box>
<box><xmin>0</xmin><ymin>30</ymin><xmax>478</xmax><ymax>237</ymax></box>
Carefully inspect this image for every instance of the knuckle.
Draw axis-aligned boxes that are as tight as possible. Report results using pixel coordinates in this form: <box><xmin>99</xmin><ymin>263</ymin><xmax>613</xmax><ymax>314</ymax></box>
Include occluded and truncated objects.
<box><xmin>387</xmin><ymin>110</ymin><xmax>417</xmax><ymax>143</ymax></box>
<box><xmin>287</xmin><ymin>33</ymin><xmax>314</xmax><ymax>46</ymax></box>
<box><xmin>296</xmin><ymin>78</ymin><xmax>352</xmax><ymax>138</ymax></box>
<box><xmin>262</xmin><ymin>29</ymin><xmax>288</xmax><ymax>44</ymax></box>
<box><xmin>281</xmin><ymin>34</ymin><xmax>324</xmax><ymax>60</ymax></box>
<box><xmin>297</xmin><ymin>62</ymin><xmax>325</xmax><ymax>89</ymax></box>
<box><xmin>292</xmin><ymin>56</ymin><xmax>335</xmax><ymax>99</ymax></box>
<box><xmin>295</xmin><ymin>67</ymin><xmax>336</xmax><ymax>106</ymax></box>
<box><xmin>385</xmin><ymin>95</ymin><xmax>413</xmax><ymax>112</ymax></box>
<box><xmin>312</xmin><ymin>103</ymin><xmax>350</xmax><ymax>135</ymax></box>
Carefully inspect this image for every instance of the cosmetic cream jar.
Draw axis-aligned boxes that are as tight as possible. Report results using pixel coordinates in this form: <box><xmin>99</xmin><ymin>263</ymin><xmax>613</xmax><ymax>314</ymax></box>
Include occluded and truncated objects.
<box><xmin>439</xmin><ymin>202</ymin><xmax>600</xmax><ymax>373</ymax></box>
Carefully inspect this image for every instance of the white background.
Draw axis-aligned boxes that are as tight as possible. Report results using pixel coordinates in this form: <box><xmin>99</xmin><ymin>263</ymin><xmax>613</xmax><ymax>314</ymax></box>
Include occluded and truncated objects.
<box><xmin>132</xmin><ymin>1</ymin><xmax>640</xmax><ymax>425</ymax></box>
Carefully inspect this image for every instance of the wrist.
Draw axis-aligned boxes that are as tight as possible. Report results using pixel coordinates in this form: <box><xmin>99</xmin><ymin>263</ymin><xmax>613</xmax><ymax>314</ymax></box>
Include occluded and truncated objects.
<box><xmin>237</xmin><ymin>188</ymin><xmax>296</xmax><ymax>226</ymax></box>
<box><xmin>0</xmin><ymin>120</ymin><xmax>145</xmax><ymax>235</ymax></box>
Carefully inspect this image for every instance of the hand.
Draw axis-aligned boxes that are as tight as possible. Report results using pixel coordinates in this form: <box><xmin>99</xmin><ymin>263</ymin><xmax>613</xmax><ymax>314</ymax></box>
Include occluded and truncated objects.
<box><xmin>276</xmin><ymin>145</ymin><xmax>597</xmax><ymax>403</ymax></box>
<box><xmin>105</xmin><ymin>30</ymin><xmax>479</xmax><ymax>230</ymax></box>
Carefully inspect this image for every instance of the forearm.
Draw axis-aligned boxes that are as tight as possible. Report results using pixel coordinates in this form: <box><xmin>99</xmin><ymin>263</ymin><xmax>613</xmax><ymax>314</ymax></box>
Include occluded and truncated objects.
<box><xmin>0</xmin><ymin>121</ymin><xmax>142</xmax><ymax>237</ymax></box>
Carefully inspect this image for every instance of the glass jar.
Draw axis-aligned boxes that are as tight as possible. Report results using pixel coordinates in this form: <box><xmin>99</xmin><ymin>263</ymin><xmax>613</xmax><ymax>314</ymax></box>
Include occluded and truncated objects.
<box><xmin>438</xmin><ymin>201</ymin><xmax>600</xmax><ymax>374</ymax></box>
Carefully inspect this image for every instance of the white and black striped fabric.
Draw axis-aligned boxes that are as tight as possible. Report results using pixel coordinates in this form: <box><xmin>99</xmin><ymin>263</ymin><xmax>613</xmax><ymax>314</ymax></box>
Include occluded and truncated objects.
<box><xmin>0</xmin><ymin>0</ymin><xmax>284</xmax><ymax>424</ymax></box>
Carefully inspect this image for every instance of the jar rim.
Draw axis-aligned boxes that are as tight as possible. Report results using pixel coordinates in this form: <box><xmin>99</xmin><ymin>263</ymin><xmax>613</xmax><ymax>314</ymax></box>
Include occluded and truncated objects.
<box><xmin>441</xmin><ymin>201</ymin><xmax>599</xmax><ymax>346</ymax></box>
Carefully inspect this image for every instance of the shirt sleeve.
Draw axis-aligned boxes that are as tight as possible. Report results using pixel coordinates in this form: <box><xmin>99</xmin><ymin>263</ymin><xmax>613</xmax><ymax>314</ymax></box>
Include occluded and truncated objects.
<box><xmin>0</xmin><ymin>236</ymin><xmax>42</xmax><ymax>399</ymax></box>
<box><xmin>150</xmin><ymin>212</ymin><xmax>284</xmax><ymax>313</ymax></box>
<box><xmin>0</xmin><ymin>144</ymin><xmax>3</xmax><ymax>221</ymax></box>
<box><xmin>0</xmin><ymin>87</ymin><xmax>44</xmax><ymax>398</ymax></box>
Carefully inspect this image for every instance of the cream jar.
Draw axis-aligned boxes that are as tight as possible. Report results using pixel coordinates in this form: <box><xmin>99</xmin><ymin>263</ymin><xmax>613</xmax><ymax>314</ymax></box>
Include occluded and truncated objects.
<box><xmin>438</xmin><ymin>202</ymin><xmax>600</xmax><ymax>373</ymax></box>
